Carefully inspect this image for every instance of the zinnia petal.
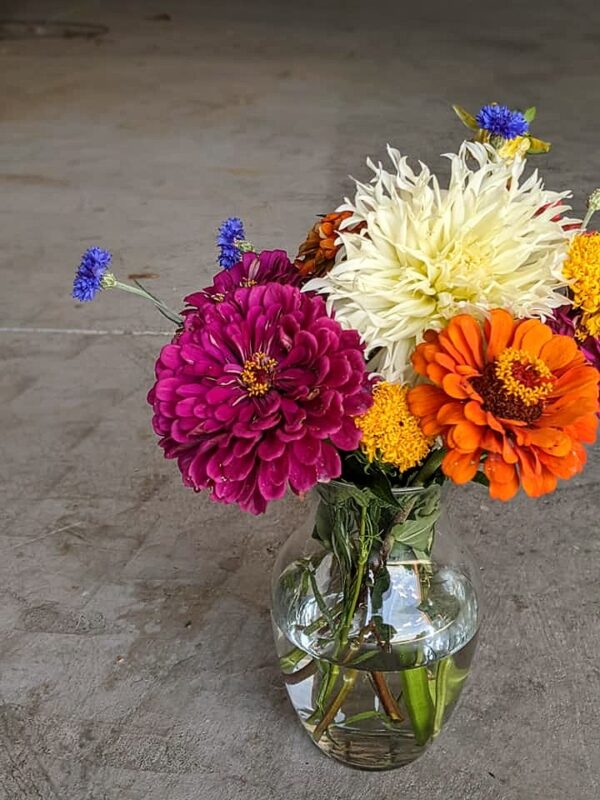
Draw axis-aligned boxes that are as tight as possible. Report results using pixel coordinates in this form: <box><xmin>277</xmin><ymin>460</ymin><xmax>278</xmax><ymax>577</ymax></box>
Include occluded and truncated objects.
<box><xmin>442</xmin><ymin>450</ymin><xmax>481</xmax><ymax>484</ymax></box>
<box><xmin>485</xmin><ymin>309</ymin><xmax>514</xmax><ymax>361</ymax></box>
<box><xmin>407</xmin><ymin>310</ymin><xmax>599</xmax><ymax>499</ymax></box>
<box><xmin>147</xmin><ymin>280</ymin><xmax>370</xmax><ymax>513</ymax></box>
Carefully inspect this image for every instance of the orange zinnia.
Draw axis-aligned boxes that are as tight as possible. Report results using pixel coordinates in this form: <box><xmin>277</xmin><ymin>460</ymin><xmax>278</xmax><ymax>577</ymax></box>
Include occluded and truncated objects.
<box><xmin>407</xmin><ymin>310</ymin><xmax>599</xmax><ymax>500</ymax></box>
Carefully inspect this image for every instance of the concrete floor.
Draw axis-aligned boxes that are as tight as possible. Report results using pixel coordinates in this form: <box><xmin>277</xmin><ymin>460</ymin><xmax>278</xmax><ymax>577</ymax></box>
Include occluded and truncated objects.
<box><xmin>1</xmin><ymin>1</ymin><xmax>600</xmax><ymax>797</ymax></box>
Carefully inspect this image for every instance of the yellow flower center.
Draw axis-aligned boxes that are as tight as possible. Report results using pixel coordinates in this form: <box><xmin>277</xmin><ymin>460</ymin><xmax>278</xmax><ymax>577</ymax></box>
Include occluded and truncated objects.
<box><xmin>240</xmin><ymin>278</ymin><xmax>257</xmax><ymax>287</ymax></box>
<box><xmin>356</xmin><ymin>382</ymin><xmax>432</xmax><ymax>472</ymax></box>
<box><xmin>495</xmin><ymin>348</ymin><xmax>554</xmax><ymax>407</ymax></box>
<box><xmin>563</xmin><ymin>232</ymin><xmax>600</xmax><ymax>336</ymax></box>
<box><xmin>240</xmin><ymin>352</ymin><xmax>277</xmax><ymax>397</ymax></box>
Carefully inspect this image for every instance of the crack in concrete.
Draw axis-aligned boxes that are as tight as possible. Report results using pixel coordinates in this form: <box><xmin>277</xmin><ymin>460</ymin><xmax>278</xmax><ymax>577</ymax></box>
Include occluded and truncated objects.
<box><xmin>0</xmin><ymin>328</ymin><xmax>171</xmax><ymax>337</ymax></box>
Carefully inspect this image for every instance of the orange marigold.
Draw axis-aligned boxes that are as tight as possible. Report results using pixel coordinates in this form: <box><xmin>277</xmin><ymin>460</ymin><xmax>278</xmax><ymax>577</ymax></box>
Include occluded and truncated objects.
<box><xmin>295</xmin><ymin>211</ymin><xmax>359</xmax><ymax>277</ymax></box>
<box><xmin>356</xmin><ymin>381</ymin><xmax>432</xmax><ymax>472</ymax></box>
<box><xmin>407</xmin><ymin>310</ymin><xmax>600</xmax><ymax>501</ymax></box>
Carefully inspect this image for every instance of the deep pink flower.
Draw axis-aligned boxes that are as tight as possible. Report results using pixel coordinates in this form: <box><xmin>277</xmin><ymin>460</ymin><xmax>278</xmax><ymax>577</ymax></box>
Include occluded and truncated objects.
<box><xmin>148</xmin><ymin>283</ymin><xmax>372</xmax><ymax>514</ymax></box>
<box><xmin>549</xmin><ymin>304</ymin><xmax>600</xmax><ymax>371</ymax></box>
<box><xmin>184</xmin><ymin>250</ymin><xmax>303</xmax><ymax>316</ymax></box>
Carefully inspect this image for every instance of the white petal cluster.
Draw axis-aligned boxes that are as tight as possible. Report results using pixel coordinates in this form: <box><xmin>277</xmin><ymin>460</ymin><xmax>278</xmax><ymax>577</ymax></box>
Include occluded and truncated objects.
<box><xmin>306</xmin><ymin>142</ymin><xmax>578</xmax><ymax>382</ymax></box>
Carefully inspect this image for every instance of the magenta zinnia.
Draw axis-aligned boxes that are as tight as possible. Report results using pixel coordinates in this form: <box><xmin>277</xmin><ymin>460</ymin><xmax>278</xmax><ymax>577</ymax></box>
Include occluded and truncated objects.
<box><xmin>184</xmin><ymin>250</ymin><xmax>303</xmax><ymax>315</ymax></box>
<box><xmin>549</xmin><ymin>304</ymin><xmax>600</xmax><ymax>373</ymax></box>
<box><xmin>148</xmin><ymin>283</ymin><xmax>372</xmax><ymax>514</ymax></box>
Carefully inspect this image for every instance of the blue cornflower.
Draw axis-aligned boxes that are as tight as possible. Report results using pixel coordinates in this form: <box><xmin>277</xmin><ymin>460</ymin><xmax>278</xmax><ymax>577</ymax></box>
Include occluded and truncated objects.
<box><xmin>72</xmin><ymin>246</ymin><xmax>112</xmax><ymax>302</ymax></box>
<box><xmin>217</xmin><ymin>217</ymin><xmax>245</xmax><ymax>269</ymax></box>
<box><xmin>476</xmin><ymin>104</ymin><xmax>529</xmax><ymax>140</ymax></box>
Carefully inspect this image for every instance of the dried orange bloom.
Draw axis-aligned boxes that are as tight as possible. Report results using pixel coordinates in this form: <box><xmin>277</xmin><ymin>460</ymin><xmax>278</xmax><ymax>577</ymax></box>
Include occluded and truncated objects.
<box><xmin>356</xmin><ymin>381</ymin><xmax>432</xmax><ymax>472</ymax></box>
<box><xmin>295</xmin><ymin>211</ymin><xmax>357</xmax><ymax>277</ymax></box>
<box><xmin>407</xmin><ymin>311</ymin><xmax>599</xmax><ymax>500</ymax></box>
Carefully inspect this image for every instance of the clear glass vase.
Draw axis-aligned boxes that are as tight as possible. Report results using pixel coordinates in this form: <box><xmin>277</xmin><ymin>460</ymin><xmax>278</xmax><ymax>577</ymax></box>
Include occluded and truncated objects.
<box><xmin>271</xmin><ymin>482</ymin><xmax>481</xmax><ymax>770</ymax></box>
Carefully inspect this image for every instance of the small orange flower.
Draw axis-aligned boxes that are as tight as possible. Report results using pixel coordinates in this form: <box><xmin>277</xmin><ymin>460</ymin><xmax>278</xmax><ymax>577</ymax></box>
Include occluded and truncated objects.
<box><xmin>295</xmin><ymin>211</ymin><xmax>361</xmax><ymax>277</ymax></box>
<box><xmin>407</xmin><ymin>311</ymin><xmax>599</xmax><ymax>500</ymax></box>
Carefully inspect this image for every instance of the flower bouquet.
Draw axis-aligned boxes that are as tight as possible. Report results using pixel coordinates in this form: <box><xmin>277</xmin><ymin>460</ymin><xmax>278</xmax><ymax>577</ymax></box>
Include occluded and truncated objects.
<box><xmin>72</xmin><ymin>103</ymin><xmax>600</xmax><ymax>770</ymax></box>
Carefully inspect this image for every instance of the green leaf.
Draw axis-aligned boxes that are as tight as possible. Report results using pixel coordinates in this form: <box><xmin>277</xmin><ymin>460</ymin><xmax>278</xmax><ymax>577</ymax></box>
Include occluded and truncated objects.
<box><xmin>452</xmin><ymin>104</ymin><xmax>479</xmax><ymax>131</ymax></box>
<box><xmin>471</xmin><ymin>471</ymin><xmax>490</xmax><ymax>488</ymax></box>
<box><xmin>527</xmin><ymin>136</ymin><xmax>551</xmax><ymax>154</ymax></box>
<box><xmin>389</xmin><ymin>518</ymin><xmax>435</xmax><ymax>553</ymax></box>
<box><xmin>340</xmin><ymin>709</ymin><xmax>382</xmax><ymax>726</ymax></box>
<box><xmin>412</xmin><ymin>548</ymin><xmax>431</xmax><ymax>563</ymax></box>
<box><xmin>312</xmin><ymin>499</ymin><xmax>335</xmax><ymax>548</ymax></box>
<box><xmin>367</xmin><ymin>469</ymin><xmax>400</xmax><ymax>509</ymax></box>
<box><xmin>307</xmin><ymin>567</ymin><xmax>335</xmax><ymax>631</ymax></box>
<box><xmin>371</xmin><ymin>615</ymin><xmax>396</xmax><ymax>646</ymax></box>
<box><xmin>370</xmin><ymin>567</ymin><xmax>391</xmax><ymax>614</ymax></box>
<box><xmin>347</xmin><ymin>650</ymin><xmax>379</xmax><ymax>667</ymax></box>
<box><xmin>330</xmin><ymin>511</ymin><xmax>354</xmax><ymax>577</ymax></box>
<box><xmin>369</xmin><ymin>566</ymin><xmax>395</xmax><ymax>646</ymax></box>
<box><xmin>318</xmin><ymin>481</ymin><xmax>369</xmax><ymax>508</ymax></box>
<box><xmin>523</xmin><ymin>105</ymin><xmax>537</xmax><ymax>123</ymax></box>
<box><xmin>388</xmin><ymin>485</ymin><xmax>441</xmax><ymax>555</ymax></box>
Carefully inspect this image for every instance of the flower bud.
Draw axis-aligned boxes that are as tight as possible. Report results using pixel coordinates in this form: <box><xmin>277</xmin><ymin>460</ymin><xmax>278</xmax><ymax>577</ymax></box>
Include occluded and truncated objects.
<box><xmin>587</xmin><ymin>188</ymin><xmax>600</xmax><ymax>212</ymax></box>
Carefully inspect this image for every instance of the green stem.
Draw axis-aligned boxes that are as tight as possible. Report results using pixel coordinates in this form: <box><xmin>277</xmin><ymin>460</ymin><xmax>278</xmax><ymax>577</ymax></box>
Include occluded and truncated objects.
<box><xmin>581</xmin><ymin>207</ymin><xmax>595</xmax><ymax>232</ymax></box>
<box><xmin>412</xmin><ymin>448</ymin><xmax>446</xmax><ymax>486</ymax></box>
<box><xmin>400</xmin><ymin>667</ymin><xmax>434</xmax><ymax>746</ymax></box>
<box><xmin>283</xmin><ymin>659</ymin><xmax>318</xmax><ymax>685</ymax></box>
<box><xmin>432</xmin><ymin>658</ymin><xmax>450</xmax><ymax>737</ymax></box>
<box><xmin>279</xmin><ymin>646</ymin><xmax>307</xmax><ymax>673</ymax></box>
<box><xmin>370</xmin><ymin>671</ymin><xmax>404</xmax><ymax>722</ymax></box>
<box><xmin>113</xmin><ymin>281</ymin><xmax>182</xmax><ymax>324</ymax></box>
<box><xmin>307</xmin><ymin>661</ymin><xmax>339</xmax><ymax>724</ymax></box>
<box><xmin>317</xmin><ymin>664</ymin><xmax>340</xmax><ymax>714</ymax></box>
<box><xmin>313</xmin><ymin>671</ymin><xmax>358</xmax><ymax>742</ymax></box>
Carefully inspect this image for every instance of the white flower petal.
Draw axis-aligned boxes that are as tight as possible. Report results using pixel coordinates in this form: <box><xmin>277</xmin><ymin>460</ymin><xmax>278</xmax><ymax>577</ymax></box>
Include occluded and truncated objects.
<box><xmin>305</xmin><ymin>142</ymin><xmax>578</xmax><ymax>382</ymax></box>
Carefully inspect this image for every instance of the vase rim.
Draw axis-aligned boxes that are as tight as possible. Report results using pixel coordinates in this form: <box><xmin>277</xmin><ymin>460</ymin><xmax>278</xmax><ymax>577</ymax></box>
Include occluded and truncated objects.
<box><xmin>322</xmin><ymin>478</ymin><xmax>442</xmax><ymax>497</ymax></box>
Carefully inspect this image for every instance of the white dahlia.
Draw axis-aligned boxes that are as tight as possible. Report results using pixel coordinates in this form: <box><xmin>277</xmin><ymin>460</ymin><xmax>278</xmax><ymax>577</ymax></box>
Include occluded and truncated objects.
<box><xmin>306</xmin><ymin>142</ymin><xmax>579</xmax><ymax>381</ymax></box>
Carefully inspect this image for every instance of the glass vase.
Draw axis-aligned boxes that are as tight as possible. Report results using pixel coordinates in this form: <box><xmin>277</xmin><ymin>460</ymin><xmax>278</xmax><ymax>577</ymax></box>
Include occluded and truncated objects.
<box><xmin>271</xmin><ymin>482</ymin><xmax>481</xmax><ymax>770</ymax></box>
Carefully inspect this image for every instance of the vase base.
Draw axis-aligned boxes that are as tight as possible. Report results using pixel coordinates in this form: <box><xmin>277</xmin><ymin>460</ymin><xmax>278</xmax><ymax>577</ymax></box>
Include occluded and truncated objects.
<box><xmin>303</xmin><ymin>722</ymin><xmax>429</xmax><ymax>770</ymax></box>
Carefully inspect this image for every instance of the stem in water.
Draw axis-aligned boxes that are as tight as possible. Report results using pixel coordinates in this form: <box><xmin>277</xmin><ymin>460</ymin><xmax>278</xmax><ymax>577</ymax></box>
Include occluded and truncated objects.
<box><xmin>313</xmin><ymin>671</ymin><xmax>358</xmax><ymax>742</ymax></box>
<box><xmin>371</xmin><ymin>672</ymin><xmax>404</xmax><ymax>722</ymax></box>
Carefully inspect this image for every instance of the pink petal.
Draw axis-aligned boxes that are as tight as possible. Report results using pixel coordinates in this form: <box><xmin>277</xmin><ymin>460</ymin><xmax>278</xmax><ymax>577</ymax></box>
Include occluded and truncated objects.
<box><xmin>292</xmin><ymin>435</ymin><xmax>321</xmax><ymax>465</ymax></box>
<box><xmin>316</xmin><ymin>443</ymin><xmax>342</xmax><ymax>481</ymax></box>
<box><xmin>154</xmin><ymin>378</ymin><xmax>181</xmax><ymax>401</ymax></box>
<box><xmin>288</xmin><ymin>460</ymin><xmax>318</xmax><ymax>494</ymax></box>
<box><xmin>329</xmin><ymin>417</ymin><xmax>361</xmax><ymax>451</ymax></box>
<box><xmin>258</xmin><ymin>434</ymin><xmax>286</xmax><ymax>461</ymax></box>
<box><xmin>160</xmin><ymin>344</ymin><xmax>183</xmax><ymax>370</ymax></box>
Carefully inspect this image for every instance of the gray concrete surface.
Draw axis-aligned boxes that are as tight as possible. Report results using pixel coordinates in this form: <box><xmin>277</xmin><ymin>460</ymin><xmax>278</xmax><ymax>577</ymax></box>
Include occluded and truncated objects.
<box><xmin>1</xmin><ymin>1</ymin><xmax>599</xmax><ymax>798</ymax></box>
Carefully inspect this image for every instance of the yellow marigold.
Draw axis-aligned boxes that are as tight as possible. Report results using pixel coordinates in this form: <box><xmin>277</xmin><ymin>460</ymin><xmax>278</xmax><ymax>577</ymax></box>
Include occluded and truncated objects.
<box><xmin>356</xmin><ymin>382</ymin><xmax>432</xmax><ymax>472</ymax></box>
<box><xmin>582</xmin><ymin>314</ymin><xmax>600</xmax><ymax>338</ymax></box>
<box><xmin>563</xmin><ymin>231</ymin><xmax>600</xmax><ymax>337</ymax></box>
